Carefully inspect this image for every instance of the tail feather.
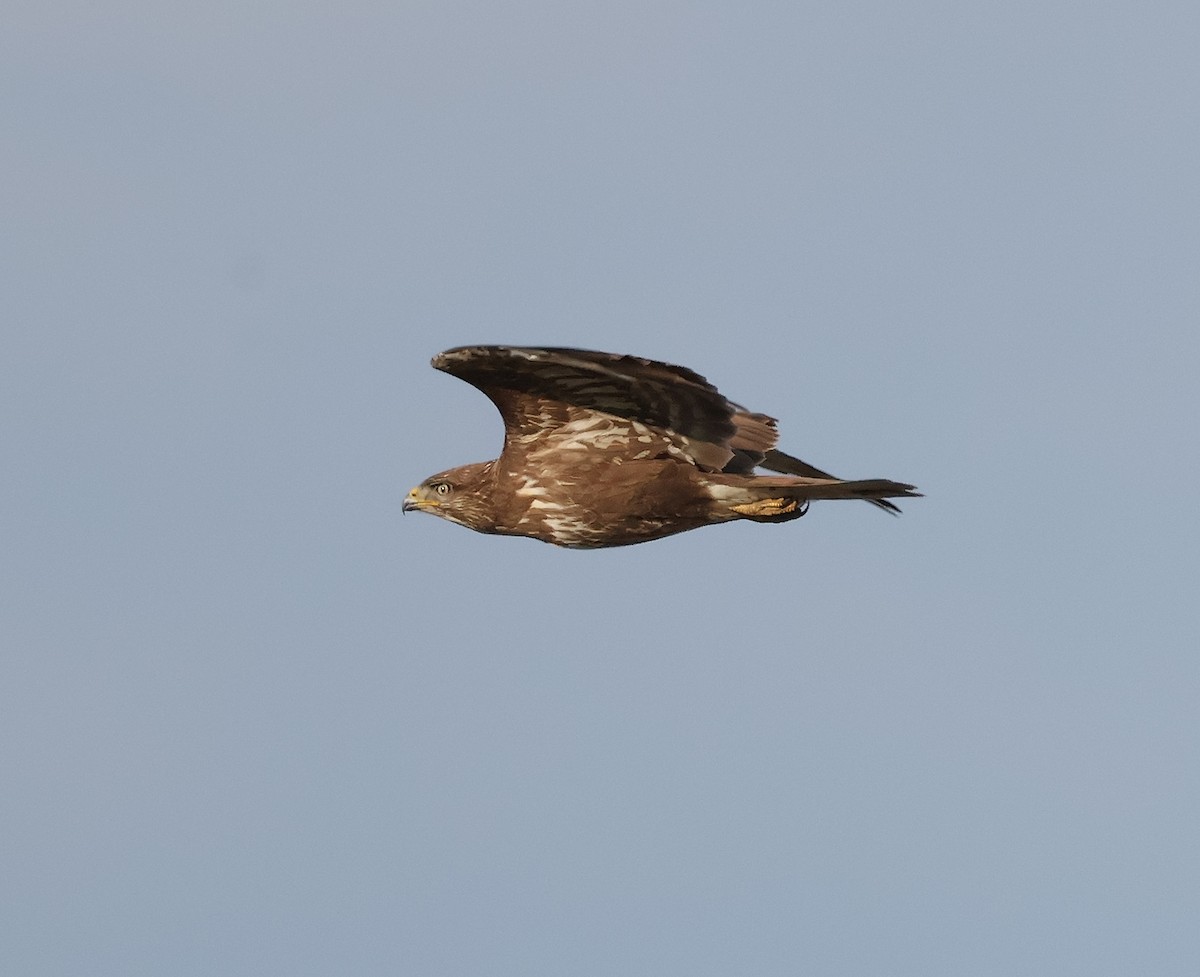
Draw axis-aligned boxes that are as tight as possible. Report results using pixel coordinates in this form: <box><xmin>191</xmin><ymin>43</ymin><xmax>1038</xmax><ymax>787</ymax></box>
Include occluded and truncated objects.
<box><xmin>709</xmin><ymin>473</ymin><xmax>921</xmax><ymax>522</ymax></box>
<box><xmin>760</xmin><ymin>449</ymin><xmax>912</xmax><ymax>515</ymax></box>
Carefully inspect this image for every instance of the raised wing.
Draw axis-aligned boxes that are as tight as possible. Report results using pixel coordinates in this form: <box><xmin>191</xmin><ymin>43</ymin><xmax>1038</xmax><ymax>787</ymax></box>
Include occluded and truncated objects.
<box><xmin>432</xmin><ymin>345</ymin><xmax>743</xmax><ymax>470</ymax></box>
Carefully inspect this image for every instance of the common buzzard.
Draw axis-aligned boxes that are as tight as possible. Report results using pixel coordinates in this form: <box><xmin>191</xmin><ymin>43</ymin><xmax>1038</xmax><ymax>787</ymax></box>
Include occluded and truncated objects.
<box><xmin>404</xmin><ymin>346</ymin><xmax>919</xmax><ymax>548</ymax></box>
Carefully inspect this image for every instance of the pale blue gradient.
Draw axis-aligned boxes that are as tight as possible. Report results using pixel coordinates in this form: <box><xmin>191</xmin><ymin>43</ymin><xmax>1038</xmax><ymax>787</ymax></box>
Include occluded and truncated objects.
<box><xmin>3</xmin><ymin>3</ymin><xmax>1198</xmax><ymax>975</ymax></box>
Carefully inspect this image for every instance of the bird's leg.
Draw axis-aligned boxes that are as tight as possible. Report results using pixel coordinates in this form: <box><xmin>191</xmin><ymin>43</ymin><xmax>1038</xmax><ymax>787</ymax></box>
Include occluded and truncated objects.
<box><xmin>729</xmin><ymin>497</ymin><xmax>809</xmax><ymax>519</ymax></box>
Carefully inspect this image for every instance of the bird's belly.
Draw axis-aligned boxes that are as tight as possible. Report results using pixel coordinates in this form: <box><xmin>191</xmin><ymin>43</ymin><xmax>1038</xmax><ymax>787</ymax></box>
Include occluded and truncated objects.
<box><xmin>506</xmin><ymin>463</ymin><xmax>712</xmax><ymax>548</ymax></box>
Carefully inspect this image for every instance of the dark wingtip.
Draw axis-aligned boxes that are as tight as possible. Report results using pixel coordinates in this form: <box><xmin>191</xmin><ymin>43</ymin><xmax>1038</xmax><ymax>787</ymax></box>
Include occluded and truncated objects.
<box><xmin>431</xmin><ymin>347</ymin><xmax>471</xmax><ymax>370</ymax></box>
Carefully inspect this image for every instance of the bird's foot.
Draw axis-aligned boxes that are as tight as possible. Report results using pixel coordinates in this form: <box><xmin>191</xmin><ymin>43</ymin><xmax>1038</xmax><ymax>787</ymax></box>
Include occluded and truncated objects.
<box><xmin>730</xmin><ymin>497</ymin><xmax>809</xmax><ymax>519</ymax></box>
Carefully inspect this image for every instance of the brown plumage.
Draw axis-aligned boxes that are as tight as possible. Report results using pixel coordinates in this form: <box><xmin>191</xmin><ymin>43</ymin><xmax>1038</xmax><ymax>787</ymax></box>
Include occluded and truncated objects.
<box><xmin>403</xmin><ymin>346</ymin><xmax>920</xmax><ymax>548</ymax></box>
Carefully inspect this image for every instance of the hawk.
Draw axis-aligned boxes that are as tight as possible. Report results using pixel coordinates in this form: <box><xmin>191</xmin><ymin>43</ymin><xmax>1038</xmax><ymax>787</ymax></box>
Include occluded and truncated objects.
<box><xmin>403</xmin><ymin>346</ymin><xmax>919</xmax><ymax>548</ymax></box>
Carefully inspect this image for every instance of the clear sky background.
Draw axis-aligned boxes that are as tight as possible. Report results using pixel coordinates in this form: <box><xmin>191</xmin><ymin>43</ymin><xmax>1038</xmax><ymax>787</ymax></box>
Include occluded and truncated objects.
<box><xmin>3</xmin><ymin>3</ymin><xmax>1198</xmax><ymax>975</ymax></box>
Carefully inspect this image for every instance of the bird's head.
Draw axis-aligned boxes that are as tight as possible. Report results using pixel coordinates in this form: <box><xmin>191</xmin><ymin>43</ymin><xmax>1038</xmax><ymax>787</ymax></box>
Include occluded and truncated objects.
<box><xmin>403</xmin><ymin>462</ymin><xmax>496</xmax><ymax>532</ymax></box>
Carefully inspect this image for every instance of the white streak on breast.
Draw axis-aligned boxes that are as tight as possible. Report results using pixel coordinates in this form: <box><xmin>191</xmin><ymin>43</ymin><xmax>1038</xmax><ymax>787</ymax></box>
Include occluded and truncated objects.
<box><xmin>515</xmin><ymin>476</ymin><xmax>550</xmax><ymax>497</ymax></box>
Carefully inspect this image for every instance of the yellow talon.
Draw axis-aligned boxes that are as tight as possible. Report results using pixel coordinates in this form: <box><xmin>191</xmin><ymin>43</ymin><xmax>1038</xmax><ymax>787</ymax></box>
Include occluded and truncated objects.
<box><xmin>730</xmin><ymin>498</ymin><xmax>799</xmax><ymax>517</ymax></box>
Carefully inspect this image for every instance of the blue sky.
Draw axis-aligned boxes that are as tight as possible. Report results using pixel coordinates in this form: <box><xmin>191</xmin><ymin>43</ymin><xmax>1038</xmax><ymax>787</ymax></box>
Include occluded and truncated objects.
<box><xmin>3</xmin><ymin>3</ymin><xmax>1198</xmax><ymax>975</ymax></box>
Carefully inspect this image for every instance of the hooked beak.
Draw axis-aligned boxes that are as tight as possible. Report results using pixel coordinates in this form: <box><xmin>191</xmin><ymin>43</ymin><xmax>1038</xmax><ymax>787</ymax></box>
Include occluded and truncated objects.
<box><xmin>403</xmin><ymin>487</ymin><xmax>435</xmax><ymax>514</ymax></box>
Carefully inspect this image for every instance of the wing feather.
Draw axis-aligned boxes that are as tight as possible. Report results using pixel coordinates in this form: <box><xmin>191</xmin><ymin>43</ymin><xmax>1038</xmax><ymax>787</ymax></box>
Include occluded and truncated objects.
<box><xmin>433</xmin><ymin>346</ymin><xmax>740</xmax><ymax>470</ymax></box>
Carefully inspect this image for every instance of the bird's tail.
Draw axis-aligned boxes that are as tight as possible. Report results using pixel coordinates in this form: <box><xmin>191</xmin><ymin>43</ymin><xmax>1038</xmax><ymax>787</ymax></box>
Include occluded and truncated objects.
<box><xmin>760</xmin><ymin>449</ymin><xmax>910</xmax><ymax>515</ymax></box>
<box><xmin>705</xmin><ymin>474</ymin><xmax>921</xmax><ymax>522</ymax></box>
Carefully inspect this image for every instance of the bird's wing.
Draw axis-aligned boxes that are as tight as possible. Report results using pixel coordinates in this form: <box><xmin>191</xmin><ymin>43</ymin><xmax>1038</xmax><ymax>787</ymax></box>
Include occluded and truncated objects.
<box><xmin>432</xmin><ymin>345</ymin><xmax>742</xmax><ymax>470</ymax></box>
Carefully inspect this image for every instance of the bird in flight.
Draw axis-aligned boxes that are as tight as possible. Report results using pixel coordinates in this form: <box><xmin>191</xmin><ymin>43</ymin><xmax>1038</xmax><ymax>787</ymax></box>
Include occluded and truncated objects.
<box><xmin>404</xmin><ymin>346</ymin><xmax>919</xmax><ymax>548</ymax></box>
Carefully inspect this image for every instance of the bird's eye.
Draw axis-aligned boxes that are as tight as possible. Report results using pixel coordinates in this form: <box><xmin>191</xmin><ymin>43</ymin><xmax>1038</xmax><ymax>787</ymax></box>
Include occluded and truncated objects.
<box><xmin>433</xmin><ymin>482</ymin><xmax>451</xmax><ymax>496</ymax></box>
